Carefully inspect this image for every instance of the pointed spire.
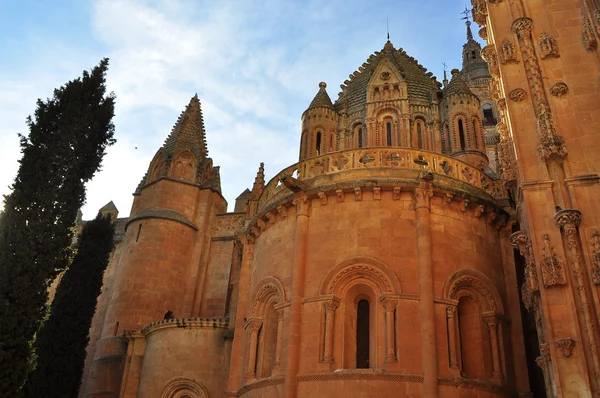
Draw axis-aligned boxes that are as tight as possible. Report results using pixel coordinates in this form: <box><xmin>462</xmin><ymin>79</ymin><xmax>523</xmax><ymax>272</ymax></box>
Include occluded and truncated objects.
<box><xmin>466</xmin><ymin>20</ymin><xmax>474</xmax><ymax>42</ymax></box>
<box><xmin>444</xmin><ymin>69</ymin><xmax>474</xmax><ymax>96</ymax></box>
<box><xmin>99</xmin><ymin>200</ymin><xmax>118</xmax><ymax>213</ymax></box>
<box><xmin>250</xmin><ymin>162</ymin><xmax>265</xmax><ymax>200</ymax></box>
<box><xmin>307</xmin><ymin>82</ymin><xmax>334</xmax><ymax>110</ymax></box>
<box><xmin>162</xmin><ymin>95</ymin><xmax>208</xmax><ymax>159</ymax></box>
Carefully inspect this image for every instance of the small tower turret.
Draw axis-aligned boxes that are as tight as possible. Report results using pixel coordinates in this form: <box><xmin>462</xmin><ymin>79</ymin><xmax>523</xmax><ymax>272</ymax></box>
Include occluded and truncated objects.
<box><xmin>300</xmin><ymin>82</ymin><xmax>339</xmax><ymax>160</ymax></box>
<box><xmin>442</xmin><ymin>69</ymin><xmax>488</xmax><ymax>170</ymax></box>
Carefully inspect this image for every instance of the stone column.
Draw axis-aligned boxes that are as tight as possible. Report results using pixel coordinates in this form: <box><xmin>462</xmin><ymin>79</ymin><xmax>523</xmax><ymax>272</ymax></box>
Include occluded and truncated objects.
<box><xmin>554</xmin><ymin>209</ymin><xmax>600</xmax><ymax>390</ymax></box>
<box><xmin>323</xmin><ymin>299</ymin><xmax>339</xmax><ymax>363</ymax></box>
<box><xmin>446</xmin><ymin>306</ymin><xmax>459</xmax><ymax>370</ymax></box>
<box><xmin>284</xmin><ymin>195</ymin><xmax>311</xmax><ymax>398</ymax></box>
<box><xmin>244</xmin><ymin>318</ymin><xmax>263</xmax><ymax>382</ymax></box>
<box><xmin>273</xmin><ymin>308</ymin><xmax>285</xmax><ymax>370</ymax></box>
<box><xmin>414</xmin><ymin>180</ymin><xmax>438</xmax><ymax>397</ymax></box>
<box><xmin>484</xmin><ymin>315</ymin><xmax>503</xmax><ymax>382</ymax></box>
<box><xmin>226</xmin><ymin>237</ymin><xmax>255</xmax><ymax>393</ymax></box>
<box><xmin>382</xmin><ymin>298</ymin><xmax>398</xmax><ymax>362</ymax></box>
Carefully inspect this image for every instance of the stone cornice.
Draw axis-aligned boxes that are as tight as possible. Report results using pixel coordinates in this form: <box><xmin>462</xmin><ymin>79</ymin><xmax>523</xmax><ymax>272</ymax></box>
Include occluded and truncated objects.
<box><xmin>141</xmin><ymin>317</ymin><xmax>229</xmax><ymax>337</ymax></box>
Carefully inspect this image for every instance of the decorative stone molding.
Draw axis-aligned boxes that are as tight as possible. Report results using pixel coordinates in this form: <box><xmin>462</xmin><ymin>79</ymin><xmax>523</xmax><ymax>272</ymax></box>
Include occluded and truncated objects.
<box><xmin>479</xmin><ymin>27</ymin><xmax>488</xmax><ymax>41</ymax></box>
<box><xmin>277</xmin><ymin>205</ymin><xmax>287</xmax><ymax>218</ymax></box>
<box><xmin>539</xmin><ymin>342</ymin><xmax>551</xmax><ymax>361</ymax></box>
<box><xmin>535</xmin><ymin>356</ymin><xmax>545</xmax><ymax>371</ymax></box>
<box><xmin>335</xmin><ymin>189</ymin><xmax>344</xmax><ymax>203</ymax></box>
<box><xmin>540</xmin><ymin>233</ymin><xmax>566</xmax><ymax>287</ymax></box>
<box><xmin>250</xmin><ymin>276</ymin><xmax>286</xmax><ymax>316</ymax></box>
<box><xmin>373</xmin><ymin>186</ymin><xmax>381</xmax><ymax>200</ymax></box>
<box><xmin>161</xmin><ymin>377</ymin><xmax>209</xmax><ymax>398</ymax></box>
<box><xmin>320</xmin><ymin>256</ymin><xmax>402</xmax><ymax>296</ymax></box>
<box><xmin>590</xmin><ymin>230</ymin><xmax>600</xmax><ymax>284</ymax></box>
<box><xmin>443</xmin><ymin>268</ymin><xmax>504</xmax><ymax>313</ymax></box>
<box><xmin>537</xmin><ymin>100</ymin><xmax>567</xmax><ymax>160</ymax></box>
<box><xmin>474</xmin><ymin>205</ymin><xmax>485</xmax><ymax>218</ymax></box>
<box><xmin>442</xmin><ymin>193</ymin><xmax>453</xmax><ymax>208</ymax></box>
<box><xmin>510</xmin><ymin>231</ymin><xmax>540</xmax><ymax>311</ymax></box>
<box><xmin>538</xmin><ymin>32</ymin><xmax>560</xmax><ymax>59</ymax></box>
<box><xmin>472</xmin><ymin>0</ymin><xmax>488</xmax><ymax>26</ymax></box>
<box><xmin>318</xmin><ymin>191</ymin><xmax>327</xmax><ymax>205</ymax></box>
<box><xmin>392</xmin><ymin>186</ymin><xmax>401</xmax><ymax>200</ymax></box>
<box><xmin>460</xmin><ymin>199</ymin><xmax>469</xmax><ymax>213</ymax></box>
<box><xmin>549</xmin><ymin>82</ymin><xmax>568</xmax><ymax>98</ymax></box>
<box><xmin>556</xmin><ymin>338</ymin><xmax>575</xmax><ymax>357</ymax></box>
<box><xmin>509</xmin><ymin>88</ymin><xmax>526</xmax><ymax>102</ymax></box>
<box><xmin>354</xmin><ymin>186</ymin><xmax>362</xmax><ymax>201</ymax></box>
<box><xmin>582</xmin><ymin>7</ymin><xmax>598</xmax><ymax>51</ymax></box>
<box><xmin>498</xmin><ymin>38</ymin><xmax>519</xmax><ymax>64</ymax></box>
<box><xmin>481</xmin><ymin>45</ymin><xmax>500</xmax><ymax>76</ymax></box>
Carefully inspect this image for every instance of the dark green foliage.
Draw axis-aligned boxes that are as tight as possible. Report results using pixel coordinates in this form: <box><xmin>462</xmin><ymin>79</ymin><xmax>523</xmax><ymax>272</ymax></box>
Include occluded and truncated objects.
<box><xmin>0</xmin><ymin>59</ymin><xmax>115</xmax><ymax>395</ymax></box>
<box><xmin>23</xmin><ymin>214</ymin><xmax>115</xmax><ymax>398</ymax></box>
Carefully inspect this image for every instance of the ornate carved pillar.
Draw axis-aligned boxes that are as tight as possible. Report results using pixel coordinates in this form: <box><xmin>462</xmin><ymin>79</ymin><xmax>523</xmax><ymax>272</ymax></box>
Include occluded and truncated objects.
<box><xmin>554</xmin><ymin>210</ymin><xmax>600</xmax><ymax>389</ymax></box>
<box><xmin>414</xmin><ymin>180</ymin><xmax>438</xmax><ymax>397</ymax></box>
<box><xmin>273</xmin><ymin>308</ymin><xmax>285</xmax><ymax>370</ymax></box>
<box><xmin>245</xmin><ymin>318</ymin><xmax>263</xmax><ymax>382</ymax></box>
<box><xmin>381</xmin><ymin>298</ymin><xmax>398</xmax><ymax>363</ymax></box>
<box><xmin>322</xmin><ymin>298</ymin><xmax>340</xmax><ymax>363</ymax></box>
<box><xmin>483</xmin><ymin>315</ymin><xmax>503</xmax><ymax>382</ymax></box>
<box><xmin>446</xmin><ymin>305</ymin><xmax>459</xmax><ymax>370</ymax></box>
<box><xmin>284</xmin><ymin>195</ymin><xmax>311</xmax><ymax>398</ymax></box>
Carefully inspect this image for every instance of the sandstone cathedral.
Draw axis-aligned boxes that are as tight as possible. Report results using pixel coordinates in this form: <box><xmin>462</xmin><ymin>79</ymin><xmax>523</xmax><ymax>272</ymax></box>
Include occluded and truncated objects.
<box><xmin>80</xmin><ymin>2</ymin><xmax>600</xmax><ymax>397</ymax></box>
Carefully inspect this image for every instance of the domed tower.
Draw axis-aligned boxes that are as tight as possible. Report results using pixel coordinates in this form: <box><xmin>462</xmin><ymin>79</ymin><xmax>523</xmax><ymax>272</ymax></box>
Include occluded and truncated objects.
<box><xmin>84</xmin><ymin>95</ymin><xmax>227</xmax><ymax>397</ymax></box>
<box><xmin>228</xmin><ymin>39</ymin><xmax>528</xmax><ymax>398</ymax></box>
<box><xmin>300</xmin><ymin>82</ymin><xmax>339</xmax><ymax>160</ymax></box>
<box><xmin>441</xmin><ymin>68</ymin><xmax>488</xmax><ymax>170</ymax></box>
<box><xmin>334</xmin><ymin>40</ymin><xmax>442</xmax><ymax>151</ymax></box>
<box><xmin>460</xmin><ymin>20</ymin><xmax>500</xmax><ymax>171</ymax></box>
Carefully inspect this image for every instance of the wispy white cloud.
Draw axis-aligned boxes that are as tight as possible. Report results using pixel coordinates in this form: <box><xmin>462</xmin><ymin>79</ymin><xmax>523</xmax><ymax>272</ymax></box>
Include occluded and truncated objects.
<box><xmin>1</xmin><ymin>0</ymin><xmax>471</xmax><ymax>219</ymax></box>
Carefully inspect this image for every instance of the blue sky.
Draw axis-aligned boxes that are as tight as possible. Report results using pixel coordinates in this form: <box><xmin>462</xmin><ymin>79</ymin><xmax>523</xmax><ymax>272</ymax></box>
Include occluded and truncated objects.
<box><xmin>0</xmin><ymin>0</ymin><xmax>479</xmax><ymax>219</ymax></box>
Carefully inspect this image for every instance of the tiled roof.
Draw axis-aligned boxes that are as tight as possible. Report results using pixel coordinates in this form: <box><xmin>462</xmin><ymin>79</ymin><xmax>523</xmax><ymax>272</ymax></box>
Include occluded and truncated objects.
<box><xmin>307</xmin><ymin>82</ymin><xmax>334</xmax><ymax>110</ymax></box>
<box><xmin>443</xmin><ymin>69</ymin><xmax>474</xmax><ymax>97</ymax></box>
<box><xmin>334</xmin><ymin>41</ymin><xmax>440</xmax><ymax>113</ymax></box>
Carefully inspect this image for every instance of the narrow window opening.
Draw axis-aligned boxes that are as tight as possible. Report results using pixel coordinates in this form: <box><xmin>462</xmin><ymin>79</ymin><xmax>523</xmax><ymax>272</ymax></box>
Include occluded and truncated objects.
<box><xmin>386</xmin><ymin>122</ymin><xmax>392</xmax><ymax>146</ymax></box>
<box><xmin>482</xmin><ymin>104</ymin><xmax>495</xmax><ymax>126</ymax></box>
<box><xmin>358</xmin><ymin>128</ymin><xmax>363</xmax><ymax>148</ymax></box>
<box><xmin>329</xmin><ymin>134</ymin><xmax>334</xmax><ymax>152</ymax></box>
<box><xmin>316</xmin><ymin>132</ymin><xmax>322</xmax><ymax>155</ymax></box>
<box><xmin>136</xmin><ymin>224</ymin><xmax>142</xmax><ymax>242</ymax></box>
<box><xmin>356</xmin><ymin>299</ymin><xmax>370</xmax><ymax>369</ymax></box>
<box><xmin>471</xmin><ymin>50</ymin><xmax>476</xmax><ymax>60</ymax></box>
<box><xmin>458</xmin><ymin>120</ymin><xmax>466</xmax><ymax>150</ymax></box>
<box><xmin>417</xmin><ymin>122</ymin><xmax>423</xmax><ymax>149</ymax></box>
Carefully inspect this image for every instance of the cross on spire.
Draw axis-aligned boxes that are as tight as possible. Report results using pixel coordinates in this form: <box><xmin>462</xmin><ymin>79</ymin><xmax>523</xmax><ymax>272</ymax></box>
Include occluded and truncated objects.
<box><xmin>386</xmin><ymin>16</ymin><xmax>390</xmax><ymax>41</ymax></box>
<box><xmin>461</xmin><ymin>7</ymin><xmax>471</xmax><ymax>22</ymax></box>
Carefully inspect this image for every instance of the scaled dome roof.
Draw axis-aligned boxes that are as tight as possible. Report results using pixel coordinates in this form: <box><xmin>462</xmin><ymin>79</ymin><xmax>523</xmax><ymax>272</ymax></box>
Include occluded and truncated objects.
<box><xmin>334</xmin><ymin>41</ymin><xmax>441</xmax><ymax>112</ymax></box>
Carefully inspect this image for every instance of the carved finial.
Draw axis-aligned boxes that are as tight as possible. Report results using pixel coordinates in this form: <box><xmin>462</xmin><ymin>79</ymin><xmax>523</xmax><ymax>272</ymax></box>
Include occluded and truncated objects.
<box><xmin>250</xmin><ymin>162</ymin><xmax>265</xmax><ymax>200</ymax></box>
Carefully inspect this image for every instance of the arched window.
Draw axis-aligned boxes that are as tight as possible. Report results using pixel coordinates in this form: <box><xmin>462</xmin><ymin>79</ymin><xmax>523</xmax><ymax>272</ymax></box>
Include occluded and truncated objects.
<box><xmin>257</xmin><ymin>302</ymin><xmax>278</xmax><ymax>378</ymax></box>
<box><xmin>416</xmin><ymin>122</ymin><xmax>423</xmax><ymax>149</ymax></box>
<box><xmin>316</xmin><ymin>132</ymin><xmax>322</xmax><ymax>156</ymax></box>
<box><xmin>358</xmin><ymin>128</ymin><xmax>363</xmax><ymax>148</ymax></box>
<box><xmin>482</xmin><ymin>104</ymin><xmax>495</xmax><ymax>126</ymax></box>
<box><xmin>471</xmin><ymin>50</ymin><xmax>477</xmax><ymax>60</ymax></box>
<box><xmin>472</xmin><ymin>119</ymin><xmax>480</xmax><ymax>150</ymax></box>
<box><xmin>386</xmin><ymin>122</ymin><xmax>392</xmax><ymax>146</ymax></box>
<box><xmin>458</xmin><ymin>119</ymin><xmax>466</xmax><ymax>150</ymax></box>
<box><xmin>356</xmin><ymin>299</ymin><xmax>370</xmax><ymax>369</ymax></box>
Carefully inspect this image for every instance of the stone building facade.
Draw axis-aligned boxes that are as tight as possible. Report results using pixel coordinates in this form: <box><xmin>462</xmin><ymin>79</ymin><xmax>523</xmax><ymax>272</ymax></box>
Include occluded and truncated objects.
<box><xmin>80</xmin><ymin>1</ymin><xmax>600</xmax><ymax>397</ymax></box>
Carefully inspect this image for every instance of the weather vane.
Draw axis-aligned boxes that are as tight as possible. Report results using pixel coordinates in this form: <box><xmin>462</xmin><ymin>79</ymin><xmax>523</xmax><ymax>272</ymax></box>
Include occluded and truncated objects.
<box><xmin>461</xmin><ymin>7</ymin><xmax>472</xmax><ymax>23</ymax></box>
<box><xmin>386</xmin><ymin>16</ymin><xmax>390</xmax><ymax>41</ymax></box>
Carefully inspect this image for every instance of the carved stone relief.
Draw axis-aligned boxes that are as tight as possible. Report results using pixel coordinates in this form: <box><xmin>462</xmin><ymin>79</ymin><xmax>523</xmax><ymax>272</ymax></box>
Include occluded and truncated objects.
<box><xmin>591</xmin><ymin>230</ymin><xmax>600</xmax><ymax>284</ymax></box>
<box><xmin>536</xmin><ymin>100</ymin><xmax>567</xmax><ymax>160</ymax></box>
<box><xmin>550</xmin><ymin>83</ymin><xmax>569</xmax><ymax>98</ymax></box>
<box><xmin>556</xmin><ymin>338</ymin><xmax>575</xmax><ymax>358</ymax></box>
<box><xmin>538</xmin><ymin>32</ymin><xmax>560</xmax><ymax>59</ymax></box>
<box><xmin>540</xmin><ymin>233</ymin><xmax>566</xmax><ymax>287</ymax></box>
<box><xmin>498</xmin><ymin>38</ymin><xmax>519</xmax><ymax>64</ymax></box>
<box><xmin>509</xmin><ymin>88</ymin><xmax>526</xmax><ymax>102</ymax></box>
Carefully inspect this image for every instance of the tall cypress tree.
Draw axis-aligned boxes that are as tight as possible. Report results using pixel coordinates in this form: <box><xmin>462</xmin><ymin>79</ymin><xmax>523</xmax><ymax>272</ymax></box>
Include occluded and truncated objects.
<box><xmin>23</xmin><ymin>213</ymin><xmax>115</xmax><ymax>398</ymax></box>
<box><xmin>0</xmin><ymin>59</ymin><xmax>116</xmax><ymax>395</ymax></box>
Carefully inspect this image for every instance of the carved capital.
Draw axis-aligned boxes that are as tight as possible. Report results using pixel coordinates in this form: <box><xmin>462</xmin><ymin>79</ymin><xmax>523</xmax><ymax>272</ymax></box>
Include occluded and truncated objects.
<box><xmin>293</xmin><ymin>195</ymin><xmax>311</xmax><ymax>217</ymax></box>
<box><xmin>553</xmin><ymin>209</ymin><xmax>582</xmax><ymax>230</ymax></box>
<box><xmin>511</xmin><ymin>17</ymin><xmax>533</xmax><ymax>38</ymax></box>
<box><xmin>324</xmin><ymin>299</ymin><xmax>340</xmax><ymax>313</ymax></box>
<box><xmin>381</xmin><ymin>298</ymin><xmax>398</xmax><ymax>312</ymax></box>
<box><xmin>414</xmin><ymin>183</ymin><xmax>433</xmax><ymax>210</ymax></box>
<box><xmin>244</xmin><ymin>317</ymin><xmax>263</xmax><ymax>333</ymax></box>
<box><xmin>446</xmin><ymin>305</ymin><xmax>456</xmax><ymax>318</ymax></box>
<box><xmin>483</xmin><ymin>315</ymin><xmax>499</xmax><ymax>329</ymax></box>
<box><xmin>556</xmin><ymin>338</ymin><xmax>575</xmax><ymax>357</ymax></box>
